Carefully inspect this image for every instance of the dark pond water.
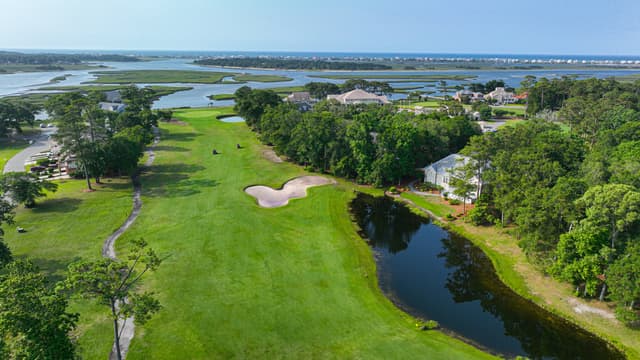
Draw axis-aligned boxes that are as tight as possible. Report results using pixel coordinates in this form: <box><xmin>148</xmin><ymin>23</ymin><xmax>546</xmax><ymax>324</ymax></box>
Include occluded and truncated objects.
<box><xmin>350</xmin><ymin>193</ymin><xmax>624</xmax><ymax>360</ymax></box>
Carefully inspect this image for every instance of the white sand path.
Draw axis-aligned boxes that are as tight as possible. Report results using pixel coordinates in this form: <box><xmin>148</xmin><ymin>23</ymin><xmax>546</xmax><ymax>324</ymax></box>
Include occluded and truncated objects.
<box><xmin>245</xmin><ymin>176</ymin><xmax>335</xmax><ymax>208</ymax></box>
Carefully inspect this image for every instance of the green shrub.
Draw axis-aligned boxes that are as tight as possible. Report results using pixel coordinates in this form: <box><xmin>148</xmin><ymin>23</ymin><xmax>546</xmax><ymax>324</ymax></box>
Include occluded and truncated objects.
<box><xmin>448</xmin><ymin>199</ymin><xmax>461</xmax><ymax>205</ymax></box>
<box><xmin>388</xmin><ymin>186</ymin><xmax>399</xmax><ymax>194</ymax></box>
<box><xmin>445</xmin><ymin>213</ymin><xmax>456</xmax><ymax>221</ymax></box>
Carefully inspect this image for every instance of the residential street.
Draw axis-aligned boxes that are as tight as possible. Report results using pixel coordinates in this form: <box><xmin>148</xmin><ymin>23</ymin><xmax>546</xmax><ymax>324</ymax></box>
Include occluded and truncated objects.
<box><xmin>3</xmin><ymin>127</ymin><xmax>57</xmax><ymax>173</ymax></box>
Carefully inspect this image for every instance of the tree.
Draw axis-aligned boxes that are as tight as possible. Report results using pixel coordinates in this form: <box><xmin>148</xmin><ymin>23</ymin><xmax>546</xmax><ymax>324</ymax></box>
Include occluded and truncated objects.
<box><xmin>46</xmin><ymin>92</ymin><xmax>97</xmax><ymax>190</ymax></box>
<box><xmin>304</xmin><ymin>82</ymin><xmax>340</xmax><ymax>99</ymax></box>
<box><xmin>0</xmin><ymin>260</ymin><xmax>77</xmax><ymax>359</ymax></box>
<box><xmin>520</xmin><ymin>75</ymin><xmax>537</xmax><ymax>115</ymax></box>
<box><xmin>234</xmin><ymin>87</ymin><xmax>281</xmax><ymax>129</ymax></box>
<box><xmin>576</xmin><ymin>184</ymin><xmax>640</xmax><ymax>250</ymax></box>
<box><xmin>551</xmin><ymin>227</ymin><xmax>612</xmax><ymax>297</ymax></box>
<box><xmin>0</xmin><ymin>172</ymin><xmax>58</xmax><ymax>208</ymax></box>
<box><xmin>607</xmin><ymin>240</ymin><xmax>640</xmax><ymax>326</ymax></box>
<box><xmin>0</xmin><ymin>101</ymin><xmax>37</xmax><ymax>137</ymax></box>
<box><xmin>65</xmin><ymin>238</ymin><xmax>162</xmax><ymax>360</ymax></box>
<box><xmin>449</xmin><ymin>161</ymin><xmax>476</xmax><ymax>215</ymax></box>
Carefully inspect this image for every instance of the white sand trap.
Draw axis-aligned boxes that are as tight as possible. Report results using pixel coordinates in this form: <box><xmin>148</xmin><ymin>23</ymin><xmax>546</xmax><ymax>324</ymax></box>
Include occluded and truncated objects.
<box><xmin>245</xmin><ymin>176</ymin><xmax>335</xmax><ymax>208</ymax></box>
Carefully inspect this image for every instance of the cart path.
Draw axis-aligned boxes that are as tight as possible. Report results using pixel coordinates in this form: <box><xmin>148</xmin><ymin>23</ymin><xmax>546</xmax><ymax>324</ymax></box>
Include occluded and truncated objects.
<box><xmin>104</xmin><ymin>127</ymin><xmax>159</xmax><ymax>360</ymax></box>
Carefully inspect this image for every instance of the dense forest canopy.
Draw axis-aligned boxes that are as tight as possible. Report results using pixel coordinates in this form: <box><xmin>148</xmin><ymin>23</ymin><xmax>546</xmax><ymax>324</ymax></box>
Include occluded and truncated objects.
<box><xmin>0</xmin><ymin>51</ymin><xmax>140</xmax><ymax>65</ymax></box>
<box><xmin>194</xmin><ymin>57</ymin><xmax>391</xmax><ymax>70</ymax></box>
<box><xmin>234</xmin><ymin>85</ymin><xmax>480</xmax><ymax>186</ymax></box>
<box><xmin>461</xmin><ymin>76</ymin><xmax>640</xmax><ymax>326</ymax></box>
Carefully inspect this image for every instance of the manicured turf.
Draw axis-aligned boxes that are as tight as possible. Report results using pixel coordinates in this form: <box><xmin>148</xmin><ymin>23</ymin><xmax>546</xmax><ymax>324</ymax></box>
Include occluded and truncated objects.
<box><xmin>0</xmin><ymin>138</ymin><xmax>31</xmax><ymax>170</ymax></box>
<box><xmin>2</xmin><ymin>178</ymin><xmax>134</xmax><ymax>359</ymax></box>
<box><xmin>104</xmin><ymin>108</ymin><xmax>493</xmax><ymax>359</ymax></box>
<box><xmin>400</xmin><ymin>192</ymin><xmax>453</xmax><ymax>218</ymax></box>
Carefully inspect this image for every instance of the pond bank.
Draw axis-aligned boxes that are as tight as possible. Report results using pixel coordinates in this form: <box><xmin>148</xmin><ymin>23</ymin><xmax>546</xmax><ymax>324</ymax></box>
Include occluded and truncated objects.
<box><xmin>393</xmin><ymin>192</ymin><xmax>639</xmax><ymax>359</ymax></box>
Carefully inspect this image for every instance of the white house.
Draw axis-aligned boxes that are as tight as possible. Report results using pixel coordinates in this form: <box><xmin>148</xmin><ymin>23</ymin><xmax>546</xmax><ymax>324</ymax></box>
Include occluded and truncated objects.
<box><xmin>423</xmin><ymin>153</ymin><xmax>480</xmax><ymax>203</ymax></box>
<box><xmin>484</xmin><ymin>87</ymin><xmax>516</xmax><ymax>104</ymax></box>
<box><xmin>327</xmin><ymin>89</ymin><xmax>389</xmax><ymax>105</ymax></box>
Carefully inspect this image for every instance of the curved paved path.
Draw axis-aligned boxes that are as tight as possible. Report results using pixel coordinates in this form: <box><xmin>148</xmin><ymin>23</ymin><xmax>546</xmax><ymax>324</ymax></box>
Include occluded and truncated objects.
<box><xmin>104</xmin><ymin>128</ymin><xmax>159</xmax><ymax>360</ymax></box>
<box><xmin>3</xmin><ymin>127</ymin><xmax>57</xmax><ymax>173</ymax></box>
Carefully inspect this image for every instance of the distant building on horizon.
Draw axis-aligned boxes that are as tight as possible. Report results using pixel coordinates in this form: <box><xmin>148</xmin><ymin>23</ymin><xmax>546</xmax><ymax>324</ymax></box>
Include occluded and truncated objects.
<box><xmin>327</xmin><ymin>89</ymin><xmax>389</xmax><ymax>105</ymax></box>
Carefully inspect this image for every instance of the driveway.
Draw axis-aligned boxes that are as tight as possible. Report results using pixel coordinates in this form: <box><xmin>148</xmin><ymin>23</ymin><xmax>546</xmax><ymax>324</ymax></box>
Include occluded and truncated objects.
<box><xmin>3</xmin><ymin>127</ymin><xmax>57</xmax><ymax>173</ymax></box>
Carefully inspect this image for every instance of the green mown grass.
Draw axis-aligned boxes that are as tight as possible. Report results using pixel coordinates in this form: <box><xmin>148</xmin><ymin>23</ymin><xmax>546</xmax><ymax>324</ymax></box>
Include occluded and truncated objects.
<box><xmin>0</xmin><ymin>138</ymin><xmax>31</xmax><ymax>170</ymax></box>
<box><xmin>400</xmin><ymin>192</ymin><xmax>453</xmax><ymax>218</ymax></box>
<box><xmin>105</xmin><ymin>108</ymin><xmax>493</xmax><ymax>359</ymax></box>
<box><xmin>3</xmin><ymin>178</ymin><xmax>134</xmax><ymax>359</ymax></box>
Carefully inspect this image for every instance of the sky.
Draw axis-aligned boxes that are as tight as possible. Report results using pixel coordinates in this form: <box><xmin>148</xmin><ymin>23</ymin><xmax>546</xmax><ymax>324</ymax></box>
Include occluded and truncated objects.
<box><xmin>1</xmin><ymin>0</ymin><xmax>640</xmax><ymax>55</ymax></box>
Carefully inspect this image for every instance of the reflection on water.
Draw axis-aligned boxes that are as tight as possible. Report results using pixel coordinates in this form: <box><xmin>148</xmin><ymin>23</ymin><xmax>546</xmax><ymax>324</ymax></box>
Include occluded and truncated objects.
<box><xmin>350</xmin><ymin>193</ymin><xmax>623</xmax><ymax>360</ymax></box>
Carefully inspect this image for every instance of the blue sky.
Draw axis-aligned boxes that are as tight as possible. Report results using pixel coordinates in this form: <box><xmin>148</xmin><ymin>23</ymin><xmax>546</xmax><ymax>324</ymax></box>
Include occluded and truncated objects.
<box><xmin>1</xmin><ymin>0</ymin><xmax>639</xmax><ymax>55</ymax></box>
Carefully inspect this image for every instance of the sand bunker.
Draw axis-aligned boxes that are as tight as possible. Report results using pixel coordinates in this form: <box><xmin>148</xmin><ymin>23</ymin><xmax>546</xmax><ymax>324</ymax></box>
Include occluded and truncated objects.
<box><xmin>245</xmin><ymin>176</ymin><xmax>334</xmax><ymax>208</ymax></box>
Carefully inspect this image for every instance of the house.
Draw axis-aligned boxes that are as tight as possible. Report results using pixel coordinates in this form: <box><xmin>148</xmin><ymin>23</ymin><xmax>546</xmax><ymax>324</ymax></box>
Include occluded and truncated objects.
<box><xmin>514</xmin><ymin>92</ymin><xmax>528</xmax><ymax>101</ymax></box>
<box><xmin>484</xmin><ymin>87</ymin><xmax>516</xmax><ymax>104</ymax></box>
<box><xmin>99</xmin><ymin>102</ymin><xmax>126</xmax><ymax>113</ymax></box>
<box><xmin>423</xmin><ymin>153</ymin><xmax>480</xmax><ymax>203</ymax></box>
<box><xmin>104</xmin><ymin>90</ymin><xmax>122</xmax><ymax>103</ymax></box>
<box><xmin>453</xmin><ymin>89</ymin><xmax>484</xmax><ymax>103</ymax></box>
<box><xmin>327</xmin><ymin>89</ymin><xmax>389</xmax><ymax>105</ymax></box>
<box><xmin>285</xmin><ymin>91</ymin><xmax>314</xmax><ymax>111</ymax></box>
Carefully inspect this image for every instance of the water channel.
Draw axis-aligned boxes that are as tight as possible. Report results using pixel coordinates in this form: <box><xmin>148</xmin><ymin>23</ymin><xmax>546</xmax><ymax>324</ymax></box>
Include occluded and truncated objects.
<box><xmin>350</xmin><ymin>193</ymin><xmax>623</xmax><ymax>359</ymax></box>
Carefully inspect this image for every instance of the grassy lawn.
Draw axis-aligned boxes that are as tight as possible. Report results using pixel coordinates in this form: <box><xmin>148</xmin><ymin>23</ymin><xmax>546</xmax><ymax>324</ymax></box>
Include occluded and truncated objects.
<box><xmin>105</xmin><ymin>107</ymin><xmax>493</xmax><ymax>359</ymax></box>
<box><xmin>398</xmin><ymin>192</ymin><xmax>640</xmax><ymax>359</ymax></box>
<box><xmin>309</xmin><ymin>74</ymin><xmax>476</xmax><ymax>81</ymax></box>
<box><xmin>400</xmin><ymin>192</ymin><xmax>452</xmax><ymax>218</ymax></box>
<box><xmin>2</xmin><ymin>178</ymin><xmax>135</xmax><ymax>359</ymax></box>
<box><xmin>1</xmin><ymin>135</ymin><xmax>33</xmax><ymax>170</ymax></box>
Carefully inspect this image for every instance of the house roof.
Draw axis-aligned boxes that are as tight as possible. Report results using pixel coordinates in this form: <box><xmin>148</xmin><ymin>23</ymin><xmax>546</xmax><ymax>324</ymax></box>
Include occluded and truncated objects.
<box><xmin>99</xmin><ymin>102</ymin><xmax>126</xmax><ymax>112</ymax></box>
<box><xmin>424</xmin><ymin>153</ymin><xmax>471</xmax><ymax>173</ymax></box>
<box><xmin>327</xmin><ymin>89</ymin><xmax>389</xmax><ymax>104</ymax></box>
<box><xmin>286</xmin><ymin>91</ymin><xmax>312</xmax><ymax>102</ymax></box>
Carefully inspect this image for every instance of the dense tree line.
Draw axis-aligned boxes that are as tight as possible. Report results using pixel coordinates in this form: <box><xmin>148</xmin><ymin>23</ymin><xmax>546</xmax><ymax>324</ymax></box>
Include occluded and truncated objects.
<box><xmin>235</xmin><ymin>86</ymin><xmax>480</xmax><ymax>185</ymax></box>
<box><xmin>303</xmin><ymin>80</ymin><xmax>393</xmax><ymax>99</ymax></box>
<box><xmin>461</xmin><ymin>77</ymin><xmax>640</xmax><ymax>326</ymax></box>
<box><xmin>194</xmin><ymin>57</ymin><xmax>391</xmax><ymax>70</ymax></box>
<box><xmin>0</xmin><ymin>50</ymin><xmax>140</xmax><ymax>65</ymax></box>
<box><xmin>0</xmin><ymin>101</ymin><xmax>38</xmax><ymax>137</ymax></box>
<box><xmin>45</xmin><ymin>86</ymin><xmax>161</xmax><ymax>190</ymax></box>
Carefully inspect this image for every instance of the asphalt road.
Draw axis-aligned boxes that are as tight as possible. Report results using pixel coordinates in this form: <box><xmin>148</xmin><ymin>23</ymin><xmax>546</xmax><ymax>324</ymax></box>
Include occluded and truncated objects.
<box><xmin>3</xmin><ymin>127</ymin><xmax>57</xmax><ymax>173</ymax></box>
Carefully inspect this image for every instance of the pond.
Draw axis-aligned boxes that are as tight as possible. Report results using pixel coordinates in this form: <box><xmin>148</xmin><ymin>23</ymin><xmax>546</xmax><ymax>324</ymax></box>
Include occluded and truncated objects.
<box><xmin>218</xmin><ymin>115</ymin><xmax>245</xmax><ymax>123</ymax></box>
<box><xmin>350</xmin><ymin>193</ymin><xmax>623</xmax><ymax>359</ymax></box>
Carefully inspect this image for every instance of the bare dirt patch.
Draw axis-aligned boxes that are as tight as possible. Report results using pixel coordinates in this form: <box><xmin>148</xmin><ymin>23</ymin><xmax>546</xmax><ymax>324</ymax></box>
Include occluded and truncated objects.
<box><xmin>262</xmin><ymin>149</ymin><xmax>283</xmax><ymax>163</ymax></box>
<box><xmin>245</xmin><ymin>176</ymin><xmax>335</xmax><ymax>208</ymax></box>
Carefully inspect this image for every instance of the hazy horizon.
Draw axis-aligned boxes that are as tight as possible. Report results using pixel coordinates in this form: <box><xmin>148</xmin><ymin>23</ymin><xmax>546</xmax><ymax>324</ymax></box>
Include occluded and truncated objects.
<box><xmin>2</xmin><ymin>0</ymin><xmax>640</xmax><ymax>55</ymax></box>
